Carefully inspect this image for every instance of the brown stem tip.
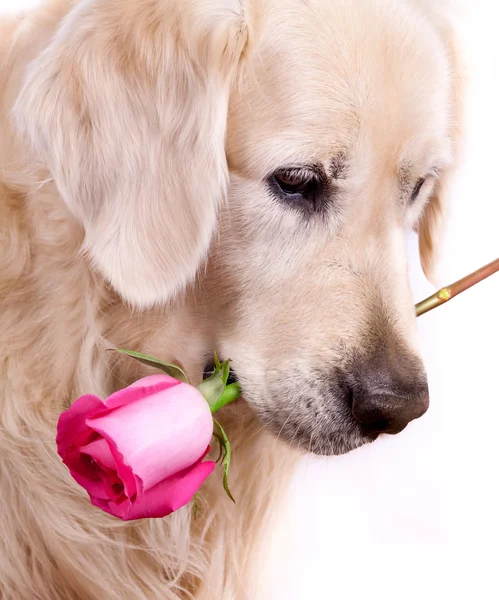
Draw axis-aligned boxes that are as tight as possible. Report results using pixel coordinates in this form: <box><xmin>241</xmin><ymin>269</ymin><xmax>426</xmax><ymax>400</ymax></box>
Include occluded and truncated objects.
<box><xmin>415</xmin><ymin>258</ymin><xmax>499</xmax><ymax>317</ymax></box>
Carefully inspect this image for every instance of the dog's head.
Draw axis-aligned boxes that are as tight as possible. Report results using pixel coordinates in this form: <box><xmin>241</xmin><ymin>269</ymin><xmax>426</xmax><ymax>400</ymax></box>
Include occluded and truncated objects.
<box><xmin>15</xmin><ymin>0</ymin><xmax>462</xmax><ymax>454</ymax></box>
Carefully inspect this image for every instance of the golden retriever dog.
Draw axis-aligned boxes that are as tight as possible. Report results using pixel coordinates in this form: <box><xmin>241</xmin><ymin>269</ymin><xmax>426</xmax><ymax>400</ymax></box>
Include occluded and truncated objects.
<box><xmin>0</xmin><ymin>0</ymin><xmax>462</xmax><ymax>598</ymax></box>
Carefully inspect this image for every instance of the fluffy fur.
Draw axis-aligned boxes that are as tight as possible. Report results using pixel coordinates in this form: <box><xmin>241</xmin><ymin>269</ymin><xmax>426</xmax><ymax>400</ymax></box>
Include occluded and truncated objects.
<box><xmin>0</xmin><ymin>0</ymin><xmax>462</xmax><ymax>598</ymax></box>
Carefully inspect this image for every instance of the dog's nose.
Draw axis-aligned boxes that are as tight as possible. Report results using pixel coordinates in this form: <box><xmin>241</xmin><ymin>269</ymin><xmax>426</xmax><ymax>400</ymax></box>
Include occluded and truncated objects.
<box><xmin>352</xmin><ymin>388</ymin><xmax>429</xmax><ymax>434</ymax></box>
<box><xmin>350</xmin><ymin>350</ymin><xmax>430</xmax><ymax>435</ymax></box>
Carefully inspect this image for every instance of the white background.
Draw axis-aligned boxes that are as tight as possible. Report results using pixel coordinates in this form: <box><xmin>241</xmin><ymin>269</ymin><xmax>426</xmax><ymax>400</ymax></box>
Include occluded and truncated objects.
<box><xmin>1</xmin><ymin>1</ymin><xmax>498</xmax><ymax>599</ymax></box>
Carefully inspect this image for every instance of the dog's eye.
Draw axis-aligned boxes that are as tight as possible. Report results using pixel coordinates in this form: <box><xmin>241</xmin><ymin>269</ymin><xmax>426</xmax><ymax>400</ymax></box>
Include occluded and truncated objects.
<box><xmin>410</xmin><ymin>178</ymin><xmax>426</xmax><ymax>202</ymax></box>
<box><xmin>270</xmin><ymin>168</ymin><xmax>328</xmax><ymax>213</ymax></box>
<box><xmin>273</xmin><ymin>171</ymin><xmax>315</xmax><ymax>196</ymax></box>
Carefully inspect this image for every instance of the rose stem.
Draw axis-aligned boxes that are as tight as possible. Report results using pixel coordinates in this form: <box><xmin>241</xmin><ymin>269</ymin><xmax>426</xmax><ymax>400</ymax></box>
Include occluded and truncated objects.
<box><xmin>415</xmin><ymin>258</ymin><xmax>499</xmax><ymax>317</ymax></box>
<box><xmin>209</xmin><ymin>383</ymin><xmax>242</xmax><ymax>414</ymax></box>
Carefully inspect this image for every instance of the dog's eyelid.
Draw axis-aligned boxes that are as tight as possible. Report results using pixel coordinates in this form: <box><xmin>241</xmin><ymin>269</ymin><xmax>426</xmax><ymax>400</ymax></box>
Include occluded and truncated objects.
<box><xmin>274</xmin><ymin>164</ymin><xmax>324</xmax><ymax>178</ymax></box>
<box><xmin>277</xmin><ymin>167</ymin><xmax>317</xmax><ymax>181</ymax></box>
<box><xmin>412</xmin><ymin>167</ymin><xmax>440</xmax><ymax>183</ymax></box>
<box><xmin>271</xmin><ymin>167</ymin><xmax>321</xmax><ymax>195</ymax></box>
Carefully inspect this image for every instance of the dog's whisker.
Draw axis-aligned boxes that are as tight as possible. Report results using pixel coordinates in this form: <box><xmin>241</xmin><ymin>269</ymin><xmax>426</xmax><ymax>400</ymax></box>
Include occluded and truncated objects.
<box><xmin>244</xmin><ymin>414</ymin><xmax>279</xmax><ymax>444</ymax></box>
<box><xmin>307</xmin><ymin>428</ymin><xmax>314</xmax><ymax>455</ymax></box>
<box><xmin>272</xmin><ymin>412</ymin><xmax>293</xmax><ymax>453</ymax></box>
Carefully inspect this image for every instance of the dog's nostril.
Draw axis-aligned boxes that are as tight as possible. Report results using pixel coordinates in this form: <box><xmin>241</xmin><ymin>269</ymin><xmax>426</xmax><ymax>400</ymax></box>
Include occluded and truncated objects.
<box><xmin>352</xmin><ymin>389</ymin><xmax>429</xmax><ymax>435</ymax></box>
<box><xmin>359</xmin><ymin>417</ymin><xmax>408</xmax><ymax>436</ymax></box>
<box><xmin>360</xmin><ymin>418</ymin><xmax>389</xmax><ymax>435</ymax></box>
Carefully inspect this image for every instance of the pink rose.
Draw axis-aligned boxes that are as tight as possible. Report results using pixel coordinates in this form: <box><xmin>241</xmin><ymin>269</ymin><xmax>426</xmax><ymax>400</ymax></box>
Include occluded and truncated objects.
<box><xmin>56</xmin><ymin>375</ymin><xmax>215</xmax><ymax>520</ymax></box>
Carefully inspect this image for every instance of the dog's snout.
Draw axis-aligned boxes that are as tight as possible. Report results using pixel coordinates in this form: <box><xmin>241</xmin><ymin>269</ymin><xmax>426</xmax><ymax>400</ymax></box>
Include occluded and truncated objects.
<box><xmin>349</xmin><ymin>349</ymin><xmax>430</xmax><ymax>435</ymax></box>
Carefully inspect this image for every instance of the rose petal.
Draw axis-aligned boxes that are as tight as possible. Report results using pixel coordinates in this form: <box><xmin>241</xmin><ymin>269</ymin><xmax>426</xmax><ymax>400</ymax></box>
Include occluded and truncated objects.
<box><xmin>104</xmin><ymin>376</ymin><xmax>181</xmax><ymax>410</ymax></box>
<box><xmin>87</xmin><ymin>383</ymin><xmax>213</xmax><ymax>491</ymax></box>
<box><xmin>88</xmin><ymin>494</ymin><xmax>132</xmax><ymax>519</ymax></box>
<box><xmin>77</xmin><ymin>438</ymin><xmax>125</xmax><ymax>497</ymax></box>
<box><xmin>128</xmin><ymin>375</ymin><xmax>181</xmax><ymax>389</ymax></box>
<box><xmin>81</xmin><ymin>437</ymin><xmax>117</xmax><ymax>471</ymax></box>
<box><xmin>122</xmin><ymin>459</ymin><xmax>216</xmax><ymax>520</ymax></box>
<box><xmin>56</xmin><ymin>394</ymin><xmax>105</xmax><ymax>459</ymax></box>
<box><xmin>64</xmin><ymin>447</ymin><xmax>115</xmax><ymax>501</ymax></box>
<box><xmin>105</xmin><ymin>438</ymin><xmax>139</xmax><ymax>499</ymax></box>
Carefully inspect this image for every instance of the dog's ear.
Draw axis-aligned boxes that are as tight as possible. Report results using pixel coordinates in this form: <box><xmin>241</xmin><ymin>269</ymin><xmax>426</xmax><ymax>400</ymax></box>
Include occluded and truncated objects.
<box><xmin>416</xmin><ymin>2</ymin><xmax>465</xmax><ymax>281</ymax></box>
<box><xmin>14</xmin><ymin>0</ymin><xmax>252</xmax><ymax>307</ymax></box>
<box><xmin>417</xmin><ymin>174</ymin><xmax>452</xmax><ymax>280</ymax></box>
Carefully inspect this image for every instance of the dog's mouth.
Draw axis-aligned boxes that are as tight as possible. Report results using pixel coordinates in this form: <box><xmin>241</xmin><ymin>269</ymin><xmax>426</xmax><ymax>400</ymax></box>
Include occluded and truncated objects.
<box><xmin>203</xmin><ymin>361</ymin><xmax>238</xmax><ymax>386</ymax></box>
<box><xmin>202</xmin><ymin>360</ymin><xmax>382</xmax><ymax>455</ymax></box>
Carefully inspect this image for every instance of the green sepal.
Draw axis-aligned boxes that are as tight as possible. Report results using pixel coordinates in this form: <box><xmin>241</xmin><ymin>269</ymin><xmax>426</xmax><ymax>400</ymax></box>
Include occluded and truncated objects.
<box><xmin>209</xmin><ymin>382</ymin><xmax>241</xmax><ymax>414</ymax></box>
<box><xmin>213</xmin><ymin>418</ymin><xmax>235</xmax><ymax>503</ymax></box>
<box><xmin>196</xmin><ymin>368</ymin><xmax>225</xmax><ymax>407</ymax></box>
<box><xmin>196</xmin><ymin>354</ymin><xmax>233</xmax><ymax>408</ymax></box>
<box><xmin>112</xmin><ymin>349</ymin><xmax>189</xmax><ymax>384</ymax></box>
<box><xmin>212</xmin><ymin>432</ymin><xmax>226</xmax><ymax>464</ymax></box>
<box><xmin>221</xmin><ymin>360</ymin><xmax>230</xmax><ymax>386</ymax></box>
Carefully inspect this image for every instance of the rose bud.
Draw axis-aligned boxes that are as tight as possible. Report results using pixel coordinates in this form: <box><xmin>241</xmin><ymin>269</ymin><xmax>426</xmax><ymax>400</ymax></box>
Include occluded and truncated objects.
<box><xmin>56</xmin><ymin>375</ymin><xmax>215</xmax><ymax>520</ymax></box>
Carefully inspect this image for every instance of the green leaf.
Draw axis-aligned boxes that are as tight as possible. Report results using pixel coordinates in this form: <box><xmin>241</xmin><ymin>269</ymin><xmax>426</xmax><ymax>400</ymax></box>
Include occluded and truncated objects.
<box><xmin>112</xmin><ymin>349</ymin><xmax>189</xmax><ymax>384</ymax></box>
<box><xmin>213</xmin><ymin>418</ymin><xmax>235</xmax><ymax>503</ymax></box>
<box><xmin>193</xmin><ymin>494</ymin><xmax>199</xmax><ymax>519</ymax></box>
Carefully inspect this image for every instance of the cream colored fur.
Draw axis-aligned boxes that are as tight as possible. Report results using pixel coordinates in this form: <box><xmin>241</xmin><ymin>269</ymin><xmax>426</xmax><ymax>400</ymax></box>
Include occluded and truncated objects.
<box><xmin>0</xmin><ymin>0</ymin><xmax>462</xmax><ymax>598</ymax></box>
